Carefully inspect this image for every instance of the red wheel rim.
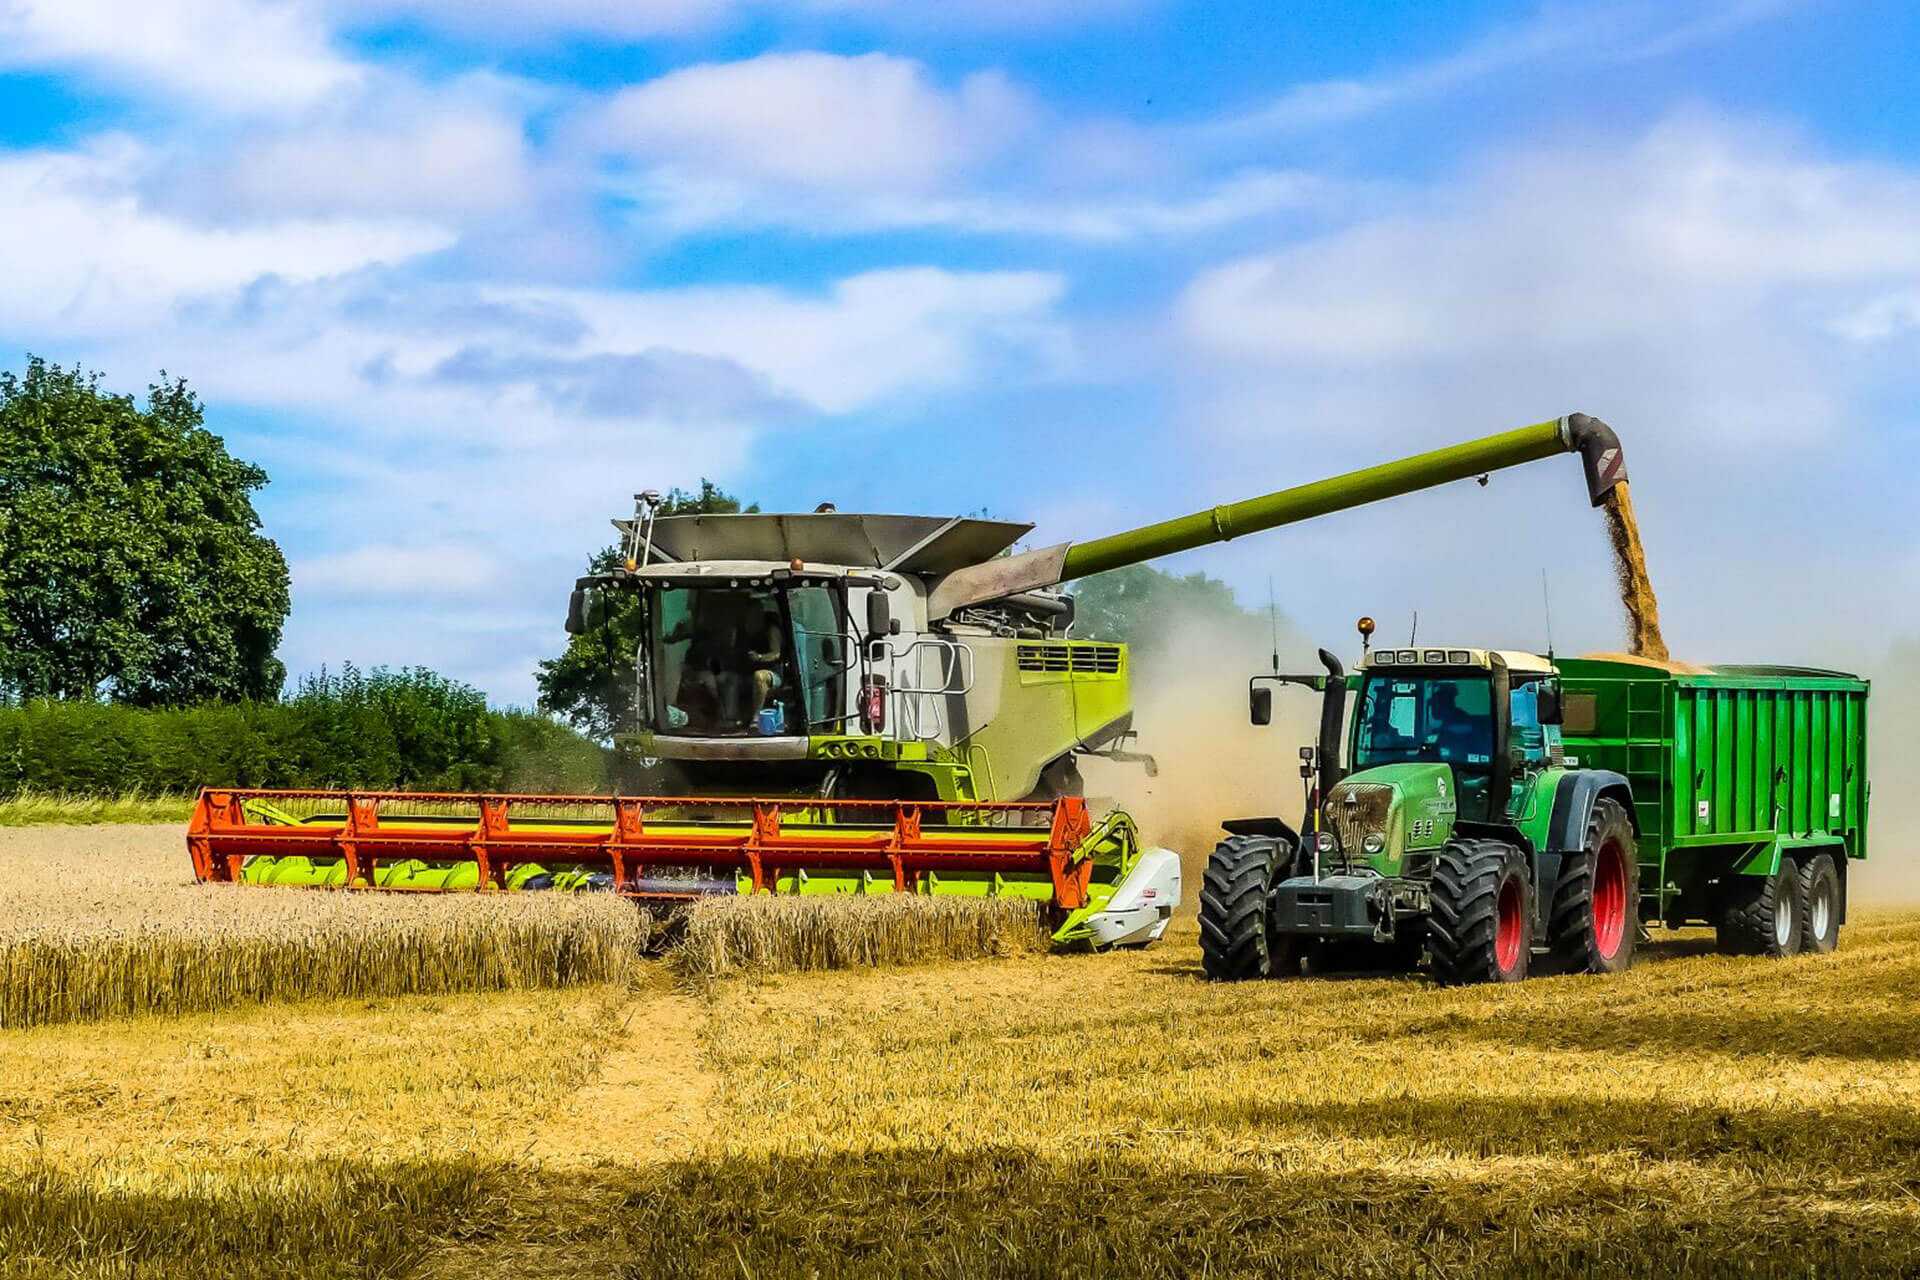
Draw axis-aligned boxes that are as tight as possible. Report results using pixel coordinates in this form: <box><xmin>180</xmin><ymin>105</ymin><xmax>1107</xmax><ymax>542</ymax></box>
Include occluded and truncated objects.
<box><xmin>1593</xmin><ymin>838</ymin><xmax>1627</xmax><ymax>960</ymax></box>
<box><xmin>1495</xmin><ymin>877</ymin><xmax>1525</xmax><ymax>973</ymax></box>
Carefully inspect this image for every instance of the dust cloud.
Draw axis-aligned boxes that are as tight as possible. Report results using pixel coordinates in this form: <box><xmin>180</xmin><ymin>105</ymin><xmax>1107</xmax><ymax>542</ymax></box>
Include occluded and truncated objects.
<box><xmin>1856</xmin><ymin>651</ymin><xmax>1917</xmax><ymax>906</ymax></box>
<box><xmin>1080</xmin><ymin>618</ymin><xmax>1329</xmax><ymax>905</ymax></box>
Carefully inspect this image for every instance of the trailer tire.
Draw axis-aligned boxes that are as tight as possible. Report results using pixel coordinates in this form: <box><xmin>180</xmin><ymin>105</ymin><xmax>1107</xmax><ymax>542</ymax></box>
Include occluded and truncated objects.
<box><xmin>1798</xmin><ymin>854</ymin><xmax>1841</xmax><ymax>954</ymax></box>
<box><xmin>1428</xmin><ymin>840</ymin><xmax>1531</xmax><ymax>985</ymax></box>
<box><xmin>1715</xmin><ymin>857</ymin><xmax>1802</xmax><ymax>957</ymax></box>
<box><xmin>1547</xmin><ymin>797</ymin><xmax>1640</xmax><ymax>976</ymax></box>
<box><xmin>1198</xmin><ymin>834</ymin><xmax>1297</xmax><ymax>981</ymax></box>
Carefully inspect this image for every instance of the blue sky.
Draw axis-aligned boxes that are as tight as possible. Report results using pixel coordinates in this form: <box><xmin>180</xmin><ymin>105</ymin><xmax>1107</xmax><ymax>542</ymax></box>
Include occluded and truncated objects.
<box><xmin>2</xmin><ymin>0</ymin><xmax>1916</xmax><ymax>704</ymax></box>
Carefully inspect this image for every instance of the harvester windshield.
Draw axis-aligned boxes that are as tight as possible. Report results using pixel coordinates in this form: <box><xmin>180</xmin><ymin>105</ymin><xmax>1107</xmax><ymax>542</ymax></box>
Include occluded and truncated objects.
<box><xmin>650</xmin><ymin>582</ymin><xmax>847</xmax><ymax>736</ymax></box>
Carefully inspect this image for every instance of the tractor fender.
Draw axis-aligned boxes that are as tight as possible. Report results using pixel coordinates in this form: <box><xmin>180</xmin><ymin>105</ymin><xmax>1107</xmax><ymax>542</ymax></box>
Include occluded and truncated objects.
<box><xmin>1220</xmin><ymin>816</ymin><xmax>1301</xmax><ymax>846</ymax></box>
<box><xmin>1539</xmin><ymin>772</ymin><xmax>1635</xmax><ymax>938</ymax></box>
<box><xmin>1547</xmin><ymin>770</ymin><xmax>1637</xmax><ymax>853</ymax></box>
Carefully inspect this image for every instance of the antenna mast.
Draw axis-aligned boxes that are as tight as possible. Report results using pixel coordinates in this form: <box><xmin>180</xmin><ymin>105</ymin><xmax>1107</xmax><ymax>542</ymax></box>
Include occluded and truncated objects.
<box><xmin>1541</xmin><ymin>569</ymin><xmax>1556</xmax><ymax>658</ymax></box>
<box><xmin>1267</xmin><ymin>576</ymin><xmax>1280</xmax><ymax>673</ymax></box>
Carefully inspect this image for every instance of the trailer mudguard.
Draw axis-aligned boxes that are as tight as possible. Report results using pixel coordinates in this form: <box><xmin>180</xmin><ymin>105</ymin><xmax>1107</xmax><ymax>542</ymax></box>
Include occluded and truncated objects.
<box><xmin>1733</xmin><ymin>833</ymin><xmax>1847</xmax><ymax>879</ymax></box>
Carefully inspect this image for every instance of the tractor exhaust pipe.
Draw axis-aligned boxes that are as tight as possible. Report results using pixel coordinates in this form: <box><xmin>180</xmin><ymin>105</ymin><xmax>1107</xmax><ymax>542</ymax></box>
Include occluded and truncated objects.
<box><xmin>1315</xmin><ymin>648</ymin><xmax>1346</xmax><ymax>805</ymax></box>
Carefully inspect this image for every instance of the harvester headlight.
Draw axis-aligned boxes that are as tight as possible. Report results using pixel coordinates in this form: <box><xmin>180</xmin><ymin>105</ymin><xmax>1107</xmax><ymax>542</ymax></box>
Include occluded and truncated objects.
<box><xmin>1315</xmin><ymin>832</ymin><xmax>1336</xmax><ymax>853</ymax></box>
<box><xmin>1362</xmin><ymin>833</ymin><xmax>1386</xmax><ymax>855</ymax></box>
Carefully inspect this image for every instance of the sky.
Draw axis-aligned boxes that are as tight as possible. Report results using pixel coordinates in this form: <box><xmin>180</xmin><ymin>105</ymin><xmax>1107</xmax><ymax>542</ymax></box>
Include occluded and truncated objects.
<box><xmin>2</xmin><ymin>0</ymin><xmax>1916</xmax><ymax>705</ymax></box>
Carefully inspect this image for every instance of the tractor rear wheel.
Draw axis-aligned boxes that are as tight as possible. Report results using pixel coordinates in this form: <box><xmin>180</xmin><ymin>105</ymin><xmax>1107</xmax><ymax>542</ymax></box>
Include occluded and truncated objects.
<box><xmin>1199</xmin><ymin>834</ymin><xmax>1298</xmax><ymax>981</ymax></box>
<box><xmin>1547</xmin><ymin>797</ymin><xmax>1640</xmax><ymax>976</ymax></box>
<box><xmin>1715</xmin><ymin>857</ymin><xmax>1802</xmax><ymax>957</ymax></box>
<box><xmin>1428</xmin><ymin>840</ymin><xmax>1531</xmax><ymax>985</ymax></box>
<box><xmin>1797</xmin><ymin>853</ymin><xmax>1841</xmax><ymax>954</ymax></box>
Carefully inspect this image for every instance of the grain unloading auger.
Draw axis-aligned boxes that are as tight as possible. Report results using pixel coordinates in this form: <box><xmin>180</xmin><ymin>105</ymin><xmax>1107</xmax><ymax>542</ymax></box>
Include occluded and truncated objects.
<box><xmin>194</xmin><ymin>414</ymin><xmax>1629</xmax><ymax>949</ymax></box>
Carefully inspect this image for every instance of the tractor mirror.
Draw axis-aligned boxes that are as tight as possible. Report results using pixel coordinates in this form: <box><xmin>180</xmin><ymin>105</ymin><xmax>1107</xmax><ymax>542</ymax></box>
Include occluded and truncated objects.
<box><xmin>1250</xmin><ymin>686</ymin><xmax>1273</xmax><ymax>726</ymax></box>
<box><xmin>1537</xmin><ymin>683</ymin><xmax>1563</xmax><ymax>725</ymax></box>
<box><xmin>865</xmin><ymin>590</ymin><xmax>891</xmax><ymax>639</ymax></box>
<box><xmin>565</xmin><ymin>588</ymin><xmax>590</xmax><ymax>635</ymax></box>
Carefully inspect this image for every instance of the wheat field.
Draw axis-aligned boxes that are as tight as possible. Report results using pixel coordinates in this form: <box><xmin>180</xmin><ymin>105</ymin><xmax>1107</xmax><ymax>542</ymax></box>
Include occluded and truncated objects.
<box><xmin>4</xmin><ymin>824</ymin><xmax>1919</xmax><ymax>1277</ymax></box>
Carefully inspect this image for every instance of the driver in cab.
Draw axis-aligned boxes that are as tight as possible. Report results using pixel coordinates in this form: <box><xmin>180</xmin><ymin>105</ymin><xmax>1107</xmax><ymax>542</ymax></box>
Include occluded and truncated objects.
<box><xmin>1425</xmin><ymin>684</ymin><xmax>1485</xmax><ymax>763</ymax></box>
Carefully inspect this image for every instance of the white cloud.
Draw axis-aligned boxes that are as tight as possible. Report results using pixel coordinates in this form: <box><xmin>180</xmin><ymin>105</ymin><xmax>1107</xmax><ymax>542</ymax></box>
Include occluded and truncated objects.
<box><xmin>1206</xmin><ymin>0</ymin><xmax>1801</xmax><ymax>138</ymax></box>
<box><xmin>1180</xmin><ymin>117</ymin><xmax>1920</xmax><ymax>378</ymax></box>
<box><xmin>0</xmin><ymin>141</ymin><xmax>453</xmax><ymax>338</ymax></box>
<box><xmin>325</xmin><ymin>0</ymin><xmax>1145</xmax><ymax>39</ymax></box>
<box><xmin>586</xmin><ymin>52</ymin><xmax>1032</xmax><ymax>195</ymax></box>
<box><xmin>0</xmin><ymin>0</ymin><xmax>359</xmax><ymax>113</ymax></box>
<box><xmin>620</xmin><ymin>165</ymin><xmax>1331</xmax><ymax>242</ymax></box>
<box><xmin>294</xmin><ymin>545</ymin><xmax>502</xmax><ymax>597</ymax></box>
<box><xmin>202</xmin><ymin>89</ymin><xmax>535</xmax><ymax>221</ymax></box>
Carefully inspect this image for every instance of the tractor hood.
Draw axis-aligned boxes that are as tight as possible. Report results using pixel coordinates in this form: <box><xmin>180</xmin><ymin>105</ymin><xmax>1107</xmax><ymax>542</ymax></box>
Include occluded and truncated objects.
<box><xmin>1321</xmin><ymin>764</ymin><xmax>1458</xmax><ymax>876</ymax></box>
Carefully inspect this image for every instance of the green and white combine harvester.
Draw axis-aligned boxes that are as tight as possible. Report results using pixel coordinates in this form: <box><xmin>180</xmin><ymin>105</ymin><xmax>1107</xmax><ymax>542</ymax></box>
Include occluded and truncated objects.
<box><xmin>192</xmin><ymin>415</ymin><xmax>1673</xmax><ymax>952</ymax></box>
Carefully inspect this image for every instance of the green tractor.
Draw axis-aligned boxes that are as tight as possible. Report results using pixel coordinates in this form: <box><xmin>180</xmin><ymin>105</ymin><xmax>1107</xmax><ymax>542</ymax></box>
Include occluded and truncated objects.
<box><xmin>1203</xmin><ymin>631</ymin><xmax>1871</xmax><ymax>982</ymax></box>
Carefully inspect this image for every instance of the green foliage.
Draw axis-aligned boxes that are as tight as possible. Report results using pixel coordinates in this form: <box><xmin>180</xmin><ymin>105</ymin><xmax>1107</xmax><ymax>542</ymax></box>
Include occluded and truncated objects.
<box><xmin>0</xmin><ymin>666</ymin><xmax>608</xmax><ymax>796</ymax></box>
<box><xmin>0</xmin><ymin>357</ymin><xmax>291</xmax><ymax>705</ymax></box>
<box><xmin>537</xmin><ymin>480</ymin><xmax>756</xmax><ymax>738</ymax></box>
<box><xmin>1070</xmin><ymin>563</ymin><xmax>1258</xmax><ymax>651</ymax></box>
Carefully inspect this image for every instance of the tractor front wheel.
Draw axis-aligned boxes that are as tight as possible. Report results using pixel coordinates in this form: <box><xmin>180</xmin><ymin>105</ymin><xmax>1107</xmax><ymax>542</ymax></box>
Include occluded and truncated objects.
<box><xmin>1428</xmin><ymin>840</ymin><xmax>1531</xmax><ymax>985</ymax></box>
<box><xmin>1198</xmin><ymin>834</ymin><xmax>1297</xmax><ymax>981</ymax></box>
<box><xmin>1547</xmin><ymin>797</ymin><xmax>1640</xmax><ymax>976</ymax></box>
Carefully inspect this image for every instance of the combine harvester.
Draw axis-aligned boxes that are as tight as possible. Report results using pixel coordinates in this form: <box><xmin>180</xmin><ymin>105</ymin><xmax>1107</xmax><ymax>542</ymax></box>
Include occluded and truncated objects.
<box><xmin>190</xmin><ymin>414</ymin><xmax>1636</xmax><ymax>950</ymax></box>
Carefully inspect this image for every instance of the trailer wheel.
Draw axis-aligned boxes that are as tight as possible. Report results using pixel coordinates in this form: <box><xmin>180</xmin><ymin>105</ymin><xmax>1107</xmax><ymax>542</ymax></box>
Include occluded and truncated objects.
<box><xmin>1798</xmin><ymin>854</ymin><xmax>1841</xmax><ymax>954</ymax></box>
<box><xmin>1198</xmin><ymin>834</ymin><xmax>1297</xmax><ymax>981</ymax></box>
<box><xmin>1428</xmin><ymin>840</ymin><xmax>1531</xmax><ymax>985</ymax></box>
<box><xmin>1715</xmin><ymin>857</ymin><xmax>1802</xmax><ymax>958</ymax></box>
<box><xmin>1547</xmin><ymin>797</ymin><xmax>1640</xmax><ymax>976</ymax></box>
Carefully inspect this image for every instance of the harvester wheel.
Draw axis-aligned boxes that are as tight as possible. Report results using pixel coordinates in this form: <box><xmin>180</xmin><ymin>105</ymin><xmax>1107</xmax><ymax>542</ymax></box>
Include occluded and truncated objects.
<box><xmin>1428</xmin><ymin>840</ymin><xmax>1531</xmax><ymax>985</ymax></box>
<box><xmin>1547</xmin><ymin>797</ymin><xmax>1640</xmax><ymax>976</ymax></box>
<box><xmin>1797</xmin><ymin>854</ymin><xmax>1841</xmax><ymax>954</ymax></box>
<box><xmin>1715</xmin><ymin>857</ymin><xmax>1802</xmax><ymax>958</ymax></box>
<box><xmin>1198</xmin><ymin>834</ymin><xmax>1297</xmax><ymax>981</ymax></box>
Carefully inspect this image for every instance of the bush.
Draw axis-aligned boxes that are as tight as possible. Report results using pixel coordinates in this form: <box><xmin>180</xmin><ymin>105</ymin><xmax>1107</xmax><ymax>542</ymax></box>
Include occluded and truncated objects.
<box><xmin>0</xmin><ymin>665</ymin><xmax>610</xmax><ymax>796</ymax></box>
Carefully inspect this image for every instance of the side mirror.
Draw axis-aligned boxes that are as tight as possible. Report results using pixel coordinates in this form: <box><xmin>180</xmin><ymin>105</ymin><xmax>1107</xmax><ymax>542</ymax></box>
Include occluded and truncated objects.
<box><xmin>1250</xmin><ymin>685</ymin><xmax>1272</xmax><ymax>726</ymax></box>
<box><xmin>565</xmin><ymin>588</ymin><xmax>590</xmax><ymax>636</ymax></box>
<box><xmin>865</xmin><ymin>590</ymin><xmax>891</xmax><ymax>639</ymax></box>
<box><xmin>1537</xmin><ymin>682</ymin><xmax>1563</xmax><ymax>726</ymax></box>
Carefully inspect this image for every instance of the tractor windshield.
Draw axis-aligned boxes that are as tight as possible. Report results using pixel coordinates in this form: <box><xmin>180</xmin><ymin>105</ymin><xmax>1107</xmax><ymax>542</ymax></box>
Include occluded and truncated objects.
<box><xmin>648</xmin><ymin>582</ymin><xmax>847</xmax><ymax>737</ymax></box>
<box><xmin>1354</xmin><ymin>673</ymin><xmax>1496</xmax><ymax>816</ymax></box>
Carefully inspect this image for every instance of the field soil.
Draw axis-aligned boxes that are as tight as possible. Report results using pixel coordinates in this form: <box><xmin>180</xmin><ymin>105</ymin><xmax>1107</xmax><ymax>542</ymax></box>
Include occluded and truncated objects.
<box><xmin>4</xmin><ymin>822</ymin><xmax>1920</xmax><ymax>1278</ymax></box>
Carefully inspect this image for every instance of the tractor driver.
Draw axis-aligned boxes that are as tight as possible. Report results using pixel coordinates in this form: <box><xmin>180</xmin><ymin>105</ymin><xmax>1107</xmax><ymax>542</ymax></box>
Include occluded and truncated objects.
<box><xmin>1425</xmin><ymin>683</ymin><xmax>1487</xmax><ymax>763</ymax></box>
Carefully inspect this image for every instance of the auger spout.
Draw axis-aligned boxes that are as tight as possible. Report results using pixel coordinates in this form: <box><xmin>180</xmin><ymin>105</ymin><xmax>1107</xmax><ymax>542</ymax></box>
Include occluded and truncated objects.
<box><xmin>928</xmin><ymin>415</ymin><xmax>1623</xmax><ymax>617</ymax></box>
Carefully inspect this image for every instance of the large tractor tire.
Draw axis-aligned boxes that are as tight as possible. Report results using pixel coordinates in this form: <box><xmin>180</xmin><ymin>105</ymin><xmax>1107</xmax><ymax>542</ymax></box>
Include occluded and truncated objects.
<box><xmin>1198</xmin><ymin>834</ymin><xmax>1298</xmax><ymax>981</ymax></box>
<box><xmin>1547</xmin><ymin>797</ymin><xmax>1640</xmax><ymax>976</ymax></box>
<box><xmin>1798</xmin><ymin>853</ymin><xmax>1842</xmax><ymax>954</ymax></box>
<box><xmin>1715</xmin><ymin>857</ymin><xmax>1802</xmax><ymax>957</ymax></box>
<box><xmin>1428</xmin><ymin>839</ymin><xmax>1531</xmax><ymax>985</ymax></box>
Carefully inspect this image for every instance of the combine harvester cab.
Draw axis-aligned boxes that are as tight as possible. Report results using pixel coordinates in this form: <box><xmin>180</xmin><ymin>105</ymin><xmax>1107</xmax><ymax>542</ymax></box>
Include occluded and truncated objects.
<box><xmin>190</xmin><ymin>414</ymin><xmax>1646</xmax><ymax>953</ymax></box>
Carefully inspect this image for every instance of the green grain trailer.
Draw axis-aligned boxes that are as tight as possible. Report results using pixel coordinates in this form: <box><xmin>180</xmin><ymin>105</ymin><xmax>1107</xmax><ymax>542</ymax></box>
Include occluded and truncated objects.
<box><xmin>1556</xmin><ymin>657</ymin><xmax>1870</xmax><ymax>956</ymax></box>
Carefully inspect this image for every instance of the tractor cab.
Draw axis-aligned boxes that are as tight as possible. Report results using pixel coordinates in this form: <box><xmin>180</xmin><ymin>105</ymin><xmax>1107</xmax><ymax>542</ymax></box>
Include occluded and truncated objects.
<box><xmin>1352</xmin><ymin>647</ymin><xmax>1562</xmax><ymax>823</ymax></box>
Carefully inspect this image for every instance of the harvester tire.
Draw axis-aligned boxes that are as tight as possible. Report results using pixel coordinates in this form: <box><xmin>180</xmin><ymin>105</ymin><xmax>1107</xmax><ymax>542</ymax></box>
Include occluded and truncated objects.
<box><xmin>1547</xmin><ymin>797</ymin><xmax>1639</xmax><ymax>976</ymax></box>
<box><xmin>1715</xmin><ymin>857</ymin><xmax>1802</xmax><ymax>958</ymax></box>
<box><xmin>1428</xmin><ymin>840</ymin><xmax>1531</xmax><ymax>985</ymax></box>
<box><xmin>1199</xmin><ymin>834</ymin><xmax>1297</xmax><ymax>981</ymax></box>
<box><xmin>1797</xmin><ymin>853</ymin><xmax>1841</xmax><ymax>954</ymax></box>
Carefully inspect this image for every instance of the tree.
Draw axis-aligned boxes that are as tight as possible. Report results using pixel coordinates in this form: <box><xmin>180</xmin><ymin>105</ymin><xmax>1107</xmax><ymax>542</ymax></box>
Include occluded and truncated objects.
<box><xmin>1070</xmin><ymin>563</ymin><xmax>1255</xmax><ymax>652</ymax></box>
<box><xmin>0</xmin><ymin>358</ymin><xmax>290</xmax><ymax>704</ymax></box>
<box><xmin>536</xmin><ymin>481</ymin><xmax>755</xmax><ymax>738</ymax></box>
